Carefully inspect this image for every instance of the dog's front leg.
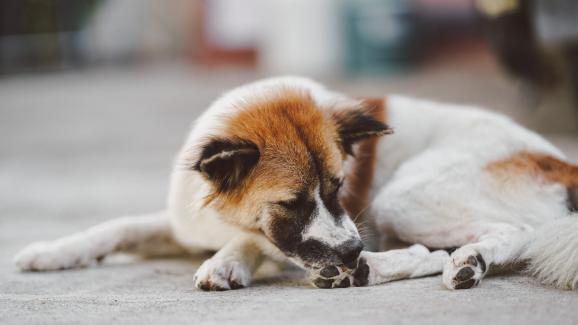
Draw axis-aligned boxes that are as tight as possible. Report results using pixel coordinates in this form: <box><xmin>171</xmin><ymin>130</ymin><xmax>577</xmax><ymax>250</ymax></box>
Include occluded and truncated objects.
<box><xmin>15</xmin><ymin>211</ymin><xmax>179</xmax><ymax>271</ymax></box>
<box><xmin>311</xmin><ymin>244</ymin><xmax>449</xmax><ymax>288</ymax></box>
<box><xmin>354</xmin><ymin>245</ymin><xmax>450</xmax><ymax>286</ymax></box>
<box><xmin>194</xmin><ymin>233</ymin><xmax>265</xmax><ymax>291</ymax></box>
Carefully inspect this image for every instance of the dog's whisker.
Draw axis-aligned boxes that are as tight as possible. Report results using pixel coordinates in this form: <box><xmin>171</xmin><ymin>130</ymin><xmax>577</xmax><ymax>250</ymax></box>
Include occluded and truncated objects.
<box><xmin>352</xmin><ymin>205</ymin><xmax>371</xmax><ymax>223</ymax></box>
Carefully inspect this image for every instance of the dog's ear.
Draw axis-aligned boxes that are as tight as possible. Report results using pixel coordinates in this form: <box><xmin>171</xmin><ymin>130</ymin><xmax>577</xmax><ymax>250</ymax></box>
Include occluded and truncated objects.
<box><xmin>331</xmin><ymin>98</ymin><xmax>393</xmax><ymax>155</ymax></box>
<box><xmin>192</xmin><ymin>138</ymin><xmax>260</xmax><ymax>192</ymax></box>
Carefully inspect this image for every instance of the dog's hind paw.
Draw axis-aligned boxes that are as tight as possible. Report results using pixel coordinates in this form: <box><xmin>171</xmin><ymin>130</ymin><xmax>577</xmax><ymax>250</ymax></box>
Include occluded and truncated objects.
<box><xmin>310</xmin><ymin>258</ymin><xmax>370</xmax><ymax>289</ymax></box>
<box><xmin>443</xmin><ymin>247</ymin><xmax>487</xmax><ymax>290</ymax></box>
<box><xmin>194</xmin><ymin>256</ymin><xmax>251</xmax><ymax>291</ymax></box>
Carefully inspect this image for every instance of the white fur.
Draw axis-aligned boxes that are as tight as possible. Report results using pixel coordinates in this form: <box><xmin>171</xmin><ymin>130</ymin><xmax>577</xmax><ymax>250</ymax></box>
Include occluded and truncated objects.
<box><xmin>14</xmin><ymin>212</ymin><xmax>179</xmax><ymax>271</ymax></box>
<box><xmin>193</xmin><ymin>233</ymin><xmax>267</xmax><ymax>290</ymax></box>
<box><xmin>362</xmin><ymin>245</ymin><xmax>450</xmax><ymax>285</ymax></box>
<box><xmin>442</xmin><ymin>222</ymin><xmax>533</xmax><ymax>289</ymax></box>
<box><xmin>301</xmin><ymin>188</ymin><xmax>359</xmax><ymax>246</ymax></box>
<box><xmin>521</xmin><ymin>217</ymin><xmax>578</xmax><ymax>289</ymax></box>
<box><xmin>14</xmin><ymin>76</ymin><xmax>578</xmax><ymax>291</ymax></box>
<box><xmin>371</xmin><ymin>95</ymin><xmax>576</xmax><ymax>289</ymax></box>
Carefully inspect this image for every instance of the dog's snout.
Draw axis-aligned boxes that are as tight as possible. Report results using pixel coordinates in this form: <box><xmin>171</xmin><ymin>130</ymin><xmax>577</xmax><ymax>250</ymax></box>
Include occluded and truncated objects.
<box><xmin>337</xmin><ymin>239</ymin><xmax>363</xmax><ymax>268</ymax></box>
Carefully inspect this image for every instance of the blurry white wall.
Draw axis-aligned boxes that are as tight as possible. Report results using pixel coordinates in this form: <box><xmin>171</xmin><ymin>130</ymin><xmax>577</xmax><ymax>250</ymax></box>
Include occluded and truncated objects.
<box><xmin>258</xmin><ymin>0</ymin><xmax>343</xmax><ymax>76</ymax></box>
<box><xmin>82</xmin><ymin>0</ymin><xmax>196</xmax><ymax>62</ymax></box>
<box><xmin>205</xmin><ymin>0</ymin><xmax>262</xmax><ymax>50</ymax></box>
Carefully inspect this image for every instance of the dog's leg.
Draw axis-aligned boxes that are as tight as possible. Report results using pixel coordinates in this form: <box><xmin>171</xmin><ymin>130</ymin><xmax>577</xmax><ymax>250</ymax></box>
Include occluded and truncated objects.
<box><xmin>311</xmin><ymin>244</ymin><xmax>450</xmax><ymax>288</ymax></box>
<box><xmin>357</xmin><ymin>245</ymin><xmax>450</xmax><ymax>286</ymax></box>
<box><xmin>193</xmin><ymin>233</ymin><xmax>265</xmax><ymax>291</ymax></box>
<box><xmin>442</xmin><ymin>222</ymin><xmax>533</xmax><ymax>290</ymax></box>
<box><xmin>14</xmin><ymin>211</ymin><xmax>181</xmax><ymax>271</ymax></box>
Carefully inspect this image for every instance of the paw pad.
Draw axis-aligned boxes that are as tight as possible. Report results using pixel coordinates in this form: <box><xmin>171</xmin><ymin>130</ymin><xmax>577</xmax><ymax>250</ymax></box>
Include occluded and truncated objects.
<box><xmin>310</xmin><ymin>258</ymin><xmax>370</xmax><ymax>289</ymax></box>
<box><xmin>352</xmin><ymin>258</ymin><xmax>370</xmax><ymax>287</ymax></box>
<box><xmin>445</xmin><ymin>253</ymin><xmax>486</xmax><ymax>290</ymax></box>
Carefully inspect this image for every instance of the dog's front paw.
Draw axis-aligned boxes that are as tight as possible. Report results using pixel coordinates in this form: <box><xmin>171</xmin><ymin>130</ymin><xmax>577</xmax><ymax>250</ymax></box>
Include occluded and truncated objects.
<box><xmin>14</xmin><ymin>241</ymin><xmax>96</xmax><ymax>271</ymax></box>
<box><xmin>310</xmin><ymin>265</ymin><xmax>352</xmax><ymax>289</ymax></box>
<box><xmin>443</xmin><ymin>247</ymin><xmax>487</xmax><ymax>290</ymax></box>
<box><xmin>194</xmin><ymin>256</ymin><xmax>251</xmax><ymax>291</ymax></box>
<box><xmin>309</xmin><ymin>258</ymin><xmax>370</xmax><ymax>289</ymax></box>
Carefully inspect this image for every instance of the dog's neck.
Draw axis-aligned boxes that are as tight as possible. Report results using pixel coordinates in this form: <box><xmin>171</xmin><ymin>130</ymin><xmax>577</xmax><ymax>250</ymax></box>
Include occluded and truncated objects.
<box><xmin>340</xmin><ymin>97</ymin><xmax>387</xmax><ymax>226</ymax></box>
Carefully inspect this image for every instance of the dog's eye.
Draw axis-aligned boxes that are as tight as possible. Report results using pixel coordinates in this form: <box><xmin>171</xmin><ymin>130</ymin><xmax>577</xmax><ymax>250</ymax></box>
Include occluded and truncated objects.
<box><xmin>331</xmin><ymin>178</ymin><xmax>344</xmax><ymax>195</ymax></box>
<box><xmin>275</xmin><ymin>190</ymin><xmax>310</xmax><ymax>210</ymax></box>
<box><xmin>275</xmin><ymin>198</ymin><xmax>300</xmax><ymax>210</ymax></box>
<box><xmin>337</xmin><ymin>179</ymin><xmax>344</xmax><ymax>190</ymax></box>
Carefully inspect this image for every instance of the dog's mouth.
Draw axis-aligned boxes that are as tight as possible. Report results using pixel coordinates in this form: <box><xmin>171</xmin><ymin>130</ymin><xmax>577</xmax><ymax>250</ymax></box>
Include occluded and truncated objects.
<box><xmin>294</xmin><ymin>238</ymin><xmax>364</xmax><ymax>267</ymax></box>
<box><xmin>262</xmin><ymin>209</ymin><xmax>364</xmax><ymax>272</ymax></box>
<box><xmin>308</xmin><ymin>262</ymin><xmax>357</xmax><ymax>276</ymax></box>
<box><xmin>284</xmin><ymin>251</ymin><xmax>356</xmax><ymax>276</ymax></box>
<box><xmin>302</xmin><ymin>259</ymin><xmax>359</xmax><ymax>271</ymax></box>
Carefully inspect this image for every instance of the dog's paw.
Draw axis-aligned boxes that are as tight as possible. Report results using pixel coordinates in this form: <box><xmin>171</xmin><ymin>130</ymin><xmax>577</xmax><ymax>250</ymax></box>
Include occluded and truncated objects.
<box><xmin>310</xmin><ymin>265</ymin><xmax>352</xmax><ymax>289</ymax></box>
<box><xmin>14</xmin><ymin>241</ymin><xmax>97</xmax><ymax>271</ymax></box>
<box><xmin>310</xmin><ymin>258</ymin><xmax>370</xmax><ymax>289</ymax></box>
<box><xmin>193</xmin><ymin>256</ymin><xmax>251</xmax><ymax>291</ymax></box>
<box><xmin>443</xmin><ymin>247</ymin><xmax>487</xmax><ymax>290</ymax></box>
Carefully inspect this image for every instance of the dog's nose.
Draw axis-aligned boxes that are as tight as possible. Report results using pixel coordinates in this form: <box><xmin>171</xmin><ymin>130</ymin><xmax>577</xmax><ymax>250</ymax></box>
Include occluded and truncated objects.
<box><xmin>337</xmin><ymin>239</ymin><xmax>364</xmax><ymax>268</ymax></box>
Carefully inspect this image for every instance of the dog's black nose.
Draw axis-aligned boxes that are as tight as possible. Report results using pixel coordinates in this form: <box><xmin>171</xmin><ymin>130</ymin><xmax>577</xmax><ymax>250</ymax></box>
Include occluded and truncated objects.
<box><xmin>337</xmin><ymin>239</ymin><xmax>364</xmax><ymax>268</ymax></box>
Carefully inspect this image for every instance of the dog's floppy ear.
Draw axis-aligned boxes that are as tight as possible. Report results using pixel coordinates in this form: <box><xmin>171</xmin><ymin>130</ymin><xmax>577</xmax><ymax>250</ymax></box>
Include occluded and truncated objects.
<box><xmin>192</xmin><ymin>138</ymin><xmax>260</xmax><ymax>192</ymax></box>
<box><xmin>331</xmin><ymin>98</ymin><xmax>393</xmax><ymax>155</ymax></box>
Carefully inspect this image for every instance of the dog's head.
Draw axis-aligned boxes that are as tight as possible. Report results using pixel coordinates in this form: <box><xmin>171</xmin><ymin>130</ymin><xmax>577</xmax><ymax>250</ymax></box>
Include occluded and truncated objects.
<box><xmin>190</xmin><ymin>90</ymin><xmax>391</xmax><ymax>269</ymax></box>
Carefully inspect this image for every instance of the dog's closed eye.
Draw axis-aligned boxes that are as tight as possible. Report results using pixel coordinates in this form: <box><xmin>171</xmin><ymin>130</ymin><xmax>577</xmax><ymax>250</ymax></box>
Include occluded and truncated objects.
<box><xmin>330</xmin><ymin>178</ymin><xmax>344</xmax><ymax>194</ymax></box>
<box><xmin>274</xmin><ymin>191</ymin><xmax>312</xmax><ymax>211</ymax></box>
<box><xmin>275</xmin><ymin>199</ymin><xmax>301</xmax><ymax>210</ymax></box>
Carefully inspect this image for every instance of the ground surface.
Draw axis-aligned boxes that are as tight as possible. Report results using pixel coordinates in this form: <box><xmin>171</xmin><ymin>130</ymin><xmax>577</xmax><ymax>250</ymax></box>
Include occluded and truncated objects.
<box><xmin>2</xmin><ymin>62</ymin><xmax>578</xmax><ymax>325</ymax></box>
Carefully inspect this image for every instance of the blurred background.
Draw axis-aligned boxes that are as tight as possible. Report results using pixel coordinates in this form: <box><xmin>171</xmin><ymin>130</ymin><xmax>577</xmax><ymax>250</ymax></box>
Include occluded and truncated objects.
<box><xmin>2</xmin><ymin>0</ymin><xmax>578</xmax><ymax>130</ymax></box>
<box><xmin>0</xmin><ymin>0</ymin><xmax>578</xmax><ymax>132</ymax></box>
<box><xmin>2</xmin><ymin>0</ymin><xmax>578</xmax><ymax>242</ymax></box>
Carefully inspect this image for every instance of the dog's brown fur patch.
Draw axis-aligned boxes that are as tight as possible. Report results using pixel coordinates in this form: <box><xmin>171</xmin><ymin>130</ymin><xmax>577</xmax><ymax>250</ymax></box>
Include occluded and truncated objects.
<box><xmin>486</xmin><ymin>151</ymin><xmax>578</xmax><ymax>186</ymax></box>
<box><xmin>340</xmin><ymin>98</ymin><xmax>387</xmax><ymax>222</ymax></box>
<box><xmin>486</xmin><ymin>151</ymin><xmax>578</xmax><ymax>211</ymax></box>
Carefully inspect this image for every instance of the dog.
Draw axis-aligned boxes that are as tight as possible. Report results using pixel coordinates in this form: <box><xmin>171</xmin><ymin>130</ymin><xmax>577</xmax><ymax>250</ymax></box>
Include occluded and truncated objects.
<box><xmin>14</xmin><ymin>76</ymin><xmax>578</xmax><ymax>290</ymax></box>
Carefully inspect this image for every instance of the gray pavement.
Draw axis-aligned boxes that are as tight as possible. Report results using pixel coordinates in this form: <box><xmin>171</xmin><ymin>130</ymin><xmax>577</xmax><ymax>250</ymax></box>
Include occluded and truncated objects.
<box><xmin>1</xmin><ymin>63</ymin><xmax>578</xmax><ymax>325</ymax></box>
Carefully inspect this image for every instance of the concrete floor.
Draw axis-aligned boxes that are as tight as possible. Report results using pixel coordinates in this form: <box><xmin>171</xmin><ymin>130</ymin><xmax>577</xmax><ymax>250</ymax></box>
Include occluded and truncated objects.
<box><xmin>1</xmin><ymin>62</ymin><xmax>578</xmax><ymax>325</ymax></box>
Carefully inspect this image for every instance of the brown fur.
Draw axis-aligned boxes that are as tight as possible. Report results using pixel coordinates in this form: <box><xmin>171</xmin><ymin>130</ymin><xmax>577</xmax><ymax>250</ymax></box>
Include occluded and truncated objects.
<box><xmin>487</xmin><ymin>151</ymin><xmax>578</xmax><ymax>186</ymax></box>
<box><xmin>196</xmin><ymin>90</ymin><xmax>390</xmax><ymax>230</ymax></box>
<box><xmin>341</xmin><ymin>98</ymin><xmax>387</xmax><ymax>222</ymax></box>
<box><xmin>206</xmin><ymin>89</ymin><xmax>345</xmax><ymax>227</ymax></box>
<box><xmin>486</xmin><ymin>151</ymin><xmax>578</xmax><ymax>211</ymax></box>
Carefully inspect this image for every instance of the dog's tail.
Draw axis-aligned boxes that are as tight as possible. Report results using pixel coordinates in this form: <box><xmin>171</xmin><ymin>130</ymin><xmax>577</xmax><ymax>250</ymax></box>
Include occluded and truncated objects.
<box><xmin>520</xmin><ymin>216</ymin><xmax>578</xmax><ymax>289</ymax></box>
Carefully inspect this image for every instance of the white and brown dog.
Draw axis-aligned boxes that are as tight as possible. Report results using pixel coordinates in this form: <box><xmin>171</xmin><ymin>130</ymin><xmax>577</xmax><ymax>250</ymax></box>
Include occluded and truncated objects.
<box><xmin>14</xmin><ymin>76</ymin><xmax>578</xmax><ymax>290</ymax></box>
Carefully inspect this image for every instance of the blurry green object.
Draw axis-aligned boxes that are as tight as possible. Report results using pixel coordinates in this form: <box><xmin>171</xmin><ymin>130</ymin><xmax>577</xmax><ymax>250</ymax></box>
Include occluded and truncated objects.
<box><xmin>344</xmin><ymin>0</ymin><xmax>417</xmax><ymax>75</ymax></box>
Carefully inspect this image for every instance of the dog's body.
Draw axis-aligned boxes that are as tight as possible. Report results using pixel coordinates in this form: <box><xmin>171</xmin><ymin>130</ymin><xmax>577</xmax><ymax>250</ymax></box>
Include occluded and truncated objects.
<box><xmin>15</xmin><ymin>77</ymin><xmax>578</xmax><ymax>290</ymax></box>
